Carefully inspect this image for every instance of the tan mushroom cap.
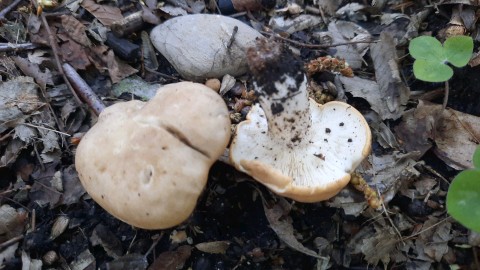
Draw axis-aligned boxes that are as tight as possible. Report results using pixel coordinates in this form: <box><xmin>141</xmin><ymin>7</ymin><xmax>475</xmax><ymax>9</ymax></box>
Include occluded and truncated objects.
<box><xmin>230</xmin><ymin>100</ymin><xmax>371</xmax><ymax>203</ymax></box>
<box><xmin>75</xmin><ymin>82</ymin><xmax>231</xmax><ymax>229</ymax></box>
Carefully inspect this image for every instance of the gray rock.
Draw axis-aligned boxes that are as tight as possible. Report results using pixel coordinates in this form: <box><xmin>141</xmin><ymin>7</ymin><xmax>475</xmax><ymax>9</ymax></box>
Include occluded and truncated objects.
<box><xmin>150</xmin><ymin>14</ymin><xmax>263</xmax><ymax>81</ymax></box>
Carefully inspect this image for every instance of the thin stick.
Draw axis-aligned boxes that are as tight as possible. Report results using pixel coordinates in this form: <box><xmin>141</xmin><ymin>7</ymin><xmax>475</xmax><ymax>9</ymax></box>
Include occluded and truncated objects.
<box><xmin>442</xmin><ymin>80</ymin><xmax>449</xmax><ymax>110</ymax></box>
<box><xmin>0</xmin><ymin>0</ymin><xmax>23</xmax><ymax>21</ymax></box>
<box><xmin>402</xmin><ymin>217</ymin><xmax>451</xmax><ymax>241</ymax></box>
<box><xmin>0</xmin><ymin>43</ymin><xmax>39</xmax><ymax>52</ymax></box>
<box><xmin>261</xmin><ymin>31</ymin><xmax>377</xmax><ymax>49</ymax></box>
<box><xmin>21</xmin><ymin>123</ymin><xmax>71</xmax><ymax>137</ymax></box>
<box><xmin>0</xmin><ymin>235</ymin><xmax>24</xmax><ymax>250</ymax></box>
<box><xmin>62</xmin><ymin>63</ymin><xmax>106</xmax><ymax>115</ymax></box>
<box><xmin>38</xmin><ymin>12</ymin><xmax>83</xmax><ymax>107</ymax></box>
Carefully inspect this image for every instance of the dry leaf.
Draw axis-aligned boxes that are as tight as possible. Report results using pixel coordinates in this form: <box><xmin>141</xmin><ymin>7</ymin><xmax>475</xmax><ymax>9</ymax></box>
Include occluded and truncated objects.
<box><xmin>60</xmin><ymin>165</ymin><xmax>86</xmax><ymax>205</ymax></box>
<box><xmin>262</xmin><ymin>199</ymin><xmax>325</xmax><ymax>259</ymax></box>
<box><xmin>21</xmin><ymin>250</ymin><xmax>43</xmax><ymax>270</ymax></box>
<box><xmin>69</xmin><ymin>249</ymin><xmax>96</xmax><ymax>270</ymax></box>
<box><xmin>148</xmin><ymin>245</ymin><xmax>192</xmax><ymax>270</ymax></box>
<box><xmin>90</xmin><ymin>223</ymin><xmax>123</xmax><ymax>259</ymax></box>
<box><xmin>81</xmin><ymin>0</ymin><xmax>123</xmax><ymax>27</ymax></box>
<box><xmin>60</xmin><ymin>15</ymin><xmax>92</xmax><ymax>47</ymax></box>
<box><xmin>0</xmin><ymin>205</ymin><xmax>27</xmax><ymax>242</ymax></box>
<box><xmin>0</xmin><ymin>76</ymin><xmax>43</xmax><ymax>133</ymax></box>
<box><xmin>195</xmin><ymin>241</ymin><xmax>230</xmax><ymax>254</ymax></box>
<box><xmin>369</xmin><ymin>32</ymin><xmax>410</xmax><ymax>119</ymax></box>
<box><xmin>106</xmin><ymin>253</ymin><xmax>148</xmax><ymax>270</ymax></box>
<box><xmin>106</xmin><ymin>50</ymin><xmax>138</xmax><ymax>84</ymax></box>
<box><xmin>59</xmin><ymin>40</ymin><xmax>91</xmax><ymax>70</ymax></box>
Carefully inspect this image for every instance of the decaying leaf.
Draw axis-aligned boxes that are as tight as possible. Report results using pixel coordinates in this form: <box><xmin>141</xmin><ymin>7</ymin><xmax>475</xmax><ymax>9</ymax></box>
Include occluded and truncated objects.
<box><xmin>369</xmin><ymin>32</ymin><xmax>410</xmax><ymax>119</ymax></box>
<box><xmin>90</xmin><ymin>223</ymin><xmax>123</xmax><ymax>259</ymax></box>
<box><xmin>60</xmin><ymin>15</ymin><xmax>92</xmax><ymax>47</ymax></box>
<box><xmin>30</xmin><ymin>163</ymin><xmax>62</xmax><ymax>207</ymax></box>
<box><xmin>348</xmin><ymin>225</ymin><xmax>407</xmax><ymax>267</ymax></box>
<box><xmin>415</xmin><ymin>217</ymin><xmax>452</xmax><ymax>262</ymax></box>
<box><xmin>81</xmin><ymin>0</ymin><xmax>124</xmax><ymax>27</ymax></box>
<box><xmin>315</xmin><ymin>21</ymin><xmax>371</xmax><ymax>69</ymax></box>
<box><xmin>0</xmin><ymin>205</ymin><xmax>27</xmax><ymax>242</ymax></box>
<box><xmin>21</xmin><ymin>250</ymin><xmax>42</xmax><ymax>270</ymax></box>
<box><xmin>27</xmin><ymin>50</ymin><xmax>50</xmax><ymax>65</ymax></box>
<box><xmin>107</xmin><ymin>253</ymin><xmax>148</xmax><ymax>270</ymax></box>
<box><xmin>112</xmin><ymin>76</ymin><xmax>160</xmax><ymax>100</ymax></box>
<box><xmin>12</xmin><ymin>56</ymin><xmax>53</xmax><ymax>91</ymax></box>
<box><xmin>60</xmin><ymin>165</ymin><xmax>86</xmax><ymax>205</ymax></box>
<box><xmin>262</xmin><ymin>198</ymin><xmax>325</xmax><ymax>259</ymax></box>
<box><xmin>394</xmin><ymin>100</ymin><xmax>439</xmax><ymax>155</ymax></box>
<box><xmin>335</xmin><ymin>76</ymin><xmax>405</xmax><ymax>120</ymax></box>
<box><xmin>195</xmin><ymin>241</ymin><xmax>230</xmax><ymax>254</ymax></box>
<box><xmin>148</xmin><ymin>245</ymin><xmax>192</xmax><ymax>270</ymax></box>
<box><xmin>0</xmin><ymin>76</ymin><xmax>43</xmax><ymax>133</ymax></box>
<box><xmin>434</xmin><ymin>106</ymin><xmax>480</xmax><ymax>169</ymax></box>
<box><xmin>396</xmin><ymin>100</ymin><xmax>480</xmax><ymax>169</ymax></box>
<box><xmin>106</xmin><ymin>50</ymin><xmax>138</xmax><ymax>84</ymax></box>
<box><xmin>69</xmin><ymin>249</ymin><xmax>96</xmax><ymax>270</ymax></box>
<box><xmin>0</xmin><ymin>242</ymin><xmax>18</xmax><ymax>267</ymax></box>
<box><xmin>269</xmin><ymin>15</ymin><xmax>323</xmax><ymax>34</ymax></box>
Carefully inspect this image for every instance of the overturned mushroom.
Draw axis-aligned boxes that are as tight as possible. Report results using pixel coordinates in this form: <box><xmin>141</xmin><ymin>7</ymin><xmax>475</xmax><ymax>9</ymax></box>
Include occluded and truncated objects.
<box><xmin>229</xmin><ymin>40</ymin><xmax>371</xmax><ymax>202</ymax></box>
<box><xmin>75</xmin><ymin>82</ymin><xmax>231</xmax><ymax>229</ymax></box>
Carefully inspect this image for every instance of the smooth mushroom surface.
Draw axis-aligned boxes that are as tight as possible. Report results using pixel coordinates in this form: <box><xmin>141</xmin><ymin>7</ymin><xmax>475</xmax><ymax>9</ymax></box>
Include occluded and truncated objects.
<box><xmin>75</xmin><ymin>82</ymin><xmax>231</xmax><ymax>229</ymax></box>
<box><xmin>229</xmin><ymin>39</ymin><xmax>371</xmax><ymax>202</ymax></box>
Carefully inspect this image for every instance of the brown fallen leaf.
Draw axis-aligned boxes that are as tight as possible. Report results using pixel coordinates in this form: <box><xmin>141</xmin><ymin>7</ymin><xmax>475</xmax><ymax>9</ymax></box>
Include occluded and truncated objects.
<box><xmin>60</xmin><ymin>15</ymin><xmax>91</xmax><ymax>47</ymax></box>
<box><xmin>195</xmin><ymin>241</ymin><xmax>230</xmax><ymax>254</ymax></box>
<box><xmin>369</xmin><ymin>32</ymin><xmax>410</xmax><ymax>119</ymax></box>
<box><xmin>0</xmin><ymin>205</ymin><xmax>28</xmax><ymax>243</ymax></box>
<box><xmin>81</xmin><ymin>0</ymin><xmax>124</xmax><ymax>27</ymax></box>
<box><xmin>396</xmin><ymin>100</ymin><xmax>480</xmax><ymax>169</ymax></box>
<box><xmin>262</xmin><ymin>198</ymin><xmax>325</xmax><ymax>259</ymax></box>
<box><xmin>148</xmin><ymin>245</ymin><xmax>192</xmax><ymax>270</ymax></box>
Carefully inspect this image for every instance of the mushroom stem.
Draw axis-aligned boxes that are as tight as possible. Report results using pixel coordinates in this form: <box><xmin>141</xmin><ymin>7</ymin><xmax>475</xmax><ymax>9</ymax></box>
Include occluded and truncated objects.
<box><xmin>247</xmin><ymin>39</ymin><xmax>311</xmax><ymax>148</ymax></box>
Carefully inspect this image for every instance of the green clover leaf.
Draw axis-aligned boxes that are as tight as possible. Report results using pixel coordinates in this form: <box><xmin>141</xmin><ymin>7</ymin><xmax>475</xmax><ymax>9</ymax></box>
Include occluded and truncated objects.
<box><xmin>409</xmin><ymin>36</ymin><xmax>473</xmax><ymax>82</ymax></box>
<box><xmin>447</xmin><ymin>169</ymin><xmax>480</xmax><ymax>232</ymax></box>
<box><xmin>474</xmin><ymin>146</ymin><xmax>480</xmax><ymax>169</ymax></box>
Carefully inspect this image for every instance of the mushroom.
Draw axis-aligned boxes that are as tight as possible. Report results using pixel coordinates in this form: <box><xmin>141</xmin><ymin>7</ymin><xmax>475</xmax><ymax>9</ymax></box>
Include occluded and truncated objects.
<box><xmin>75</xmin><ymin>82</ymin><xmax>231</xmax><ymax>229</ymax></box>
<box><xmin>229</xmin><ymin>39</ymin><xmax>371</xmax><ymax>202</ymax></box>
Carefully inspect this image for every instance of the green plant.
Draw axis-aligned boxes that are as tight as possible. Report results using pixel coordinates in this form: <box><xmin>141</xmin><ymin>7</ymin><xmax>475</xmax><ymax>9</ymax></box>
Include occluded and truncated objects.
<box><xmin>409</xmin><ymin>35</ymin><xmax>473</xmax><ymax>82</ymax></box>
<box><xmin>447</xmin><ymin>147</ymin><xmax>480</xmax><ymax>232</ymax></box>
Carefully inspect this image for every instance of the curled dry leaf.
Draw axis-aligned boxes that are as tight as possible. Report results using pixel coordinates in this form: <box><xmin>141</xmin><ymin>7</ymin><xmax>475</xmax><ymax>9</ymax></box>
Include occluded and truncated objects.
<box><xmin>262</xmin><ymin>199</ymin><xmax>325</xmax><ymax>259</ymax></box>
<box><xmin>80</xmin><ymin>0</ymin><xmax>123</xmax><ymax>27</ymax></box>
<box><xmin>369</xmin><ymin>32</ymin><xmax>410</xmax><ymax>118</ymax></box>
<box><xmin>0</xmin><ymin>205</ymin><xmax>27</xmax><ymax>242</ymax></box>
<box><xmin>148</xmin><ymin>245</ymin><xmax>192</xmax><ymax>270</ymax></box>
<box><xmin>396</xmin><ymin>100</ymin><xmax>480</xmax><ymax>169</ymax></box>
<box><xmin>0</xmin><ymin>76</ymin><xmax>43</xmax><ymax>133</ymax></box>
<box><xmin>195</xmin><ymin>241</ymin><xmax>230</xmax><ymax>254</ymax></box>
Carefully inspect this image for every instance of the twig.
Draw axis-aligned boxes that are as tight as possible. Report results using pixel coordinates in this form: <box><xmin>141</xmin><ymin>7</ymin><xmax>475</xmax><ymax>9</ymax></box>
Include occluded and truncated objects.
<box><xmin>21</xmin><ymin>123</ymin><xmax>71</xmax><ymax>137</ymax></box>
<box><xmin>448</xmin><ymin>109</ymin><xmax>480</xmax><ymax>144</ymax></box>
<box><xmin>402</xmin><ymin>216</ymin><xmax>451</xmax><ymax>241</ymax></box>
<box><xmin>38</xmin><ymin>11</ymin><xmax>83</xmax><ymax>107</ymax></box>
<box><xmin>0</xmin><ymin>43</ymin><xmax>39</xmax><ymax>52</ymax></box>
<box><xmin>144</xmin><ymin>232</ymin><xmax>164</xmax><ymax>258</ymax></box>
<box><xmin>473</xmin><ymin>246</ymin><xmax>479</xmax><ymax>270</ymax></box>
<box><xmin>62</xmin><ymin>63</ymin><xmax>106</xmax><ymax>115</ymax></box>
<box><xmin>144</xmin><ymin>66</ymin><xmax>181</xmax><ymax>81</ymax></box>
<box><xmin>0</xmin><ymin>235</ymin><xmax>24</xmax><ymax>250</ymax></box>
<box><xmin>261</xmin><ymin>31</ymin><xmax>377</xmax><ymax>49</ymax></box>
<box><xmin>442</xmin><ymin>80</ymin><xmax>449</xmax><ymax>110</ymax></box>
<box><xmin>379</xmin><ymin>188</ymin><xmax>404</xmax><ymax>244</ymax></box>
<box><xmin>0</xmin><ymin>0</ymin><xmax>23</xmax><ymax>21</ymax></box>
